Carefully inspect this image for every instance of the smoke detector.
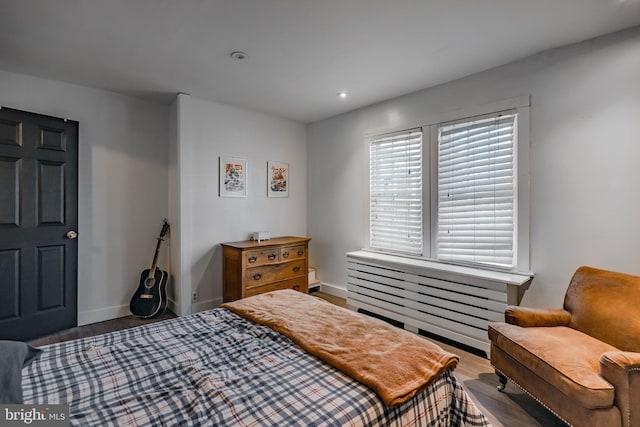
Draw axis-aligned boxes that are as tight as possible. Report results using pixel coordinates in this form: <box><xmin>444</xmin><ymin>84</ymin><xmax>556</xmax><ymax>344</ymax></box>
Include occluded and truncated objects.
<box><xmin>230</xmin><ymin>51</ymin><xmax>248</xmax><ymax>60</ymax></box>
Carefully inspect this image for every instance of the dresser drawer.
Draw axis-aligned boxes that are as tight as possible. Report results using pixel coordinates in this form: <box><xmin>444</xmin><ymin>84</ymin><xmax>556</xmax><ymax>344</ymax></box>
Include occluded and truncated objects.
<box><xmin>280</xmin><ymin>245</ymin><xmax>306</xmax><ymax>261</ymax></box>
<box><xmin>245</xmin><ymin>277</ymin><xmax>308</xmax><ymax>297</ymax></box>
<box><xmin>244</xmin><ymin>248</ymin><xmax>279</xmax><ymax>266</ymax></box>
<box><xmin>245</xmin><ymin>259</ymin><xmax>306</xmax><ymax>288</ymax></box>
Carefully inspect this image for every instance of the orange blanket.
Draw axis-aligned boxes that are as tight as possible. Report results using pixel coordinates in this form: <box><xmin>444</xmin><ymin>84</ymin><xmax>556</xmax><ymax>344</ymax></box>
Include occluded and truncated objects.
<box><xmin>222</xmin><ymin>290</ymin><xmax>459</xmax><ymax>407</ymax></box>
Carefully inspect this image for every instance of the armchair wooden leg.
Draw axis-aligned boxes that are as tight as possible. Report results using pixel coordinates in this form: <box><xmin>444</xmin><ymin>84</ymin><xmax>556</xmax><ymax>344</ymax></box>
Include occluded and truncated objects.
<box><xmin>496</xmin><ymin>371</ymin><xmax>508</xmax><ymax>392</ymax></box>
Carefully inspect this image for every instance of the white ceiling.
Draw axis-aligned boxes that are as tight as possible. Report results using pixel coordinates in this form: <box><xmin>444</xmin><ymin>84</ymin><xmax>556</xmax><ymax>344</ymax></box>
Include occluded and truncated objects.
<box><xmin>1</xmin><ymin>0</ymin><xmax>639</xmax><ymax>123</ymax></box>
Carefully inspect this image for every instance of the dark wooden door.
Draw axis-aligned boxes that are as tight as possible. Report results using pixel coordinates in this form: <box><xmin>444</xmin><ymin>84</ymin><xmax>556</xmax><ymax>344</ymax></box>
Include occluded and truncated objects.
<box><xmin>0</xmin><ymin>107</ymin><xmax>78</xmax><ymax>341</ymax></box>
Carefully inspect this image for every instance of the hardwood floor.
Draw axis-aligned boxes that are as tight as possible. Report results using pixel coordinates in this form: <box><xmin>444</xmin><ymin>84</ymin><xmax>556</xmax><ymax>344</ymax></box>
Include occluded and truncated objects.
<box><xmin>29</xmin><ymin>292</ymin><xmax>565</xmax><ymax>426</ymax></box>
<box><xmin>28</xmin><ymin>311</ymin><xmax>177</xmax><ymax>346</ymax></box>
<box><xmin>428</xmin><ymin>336</ymin><xmax>565</xmax><ymax>427</ymax></box>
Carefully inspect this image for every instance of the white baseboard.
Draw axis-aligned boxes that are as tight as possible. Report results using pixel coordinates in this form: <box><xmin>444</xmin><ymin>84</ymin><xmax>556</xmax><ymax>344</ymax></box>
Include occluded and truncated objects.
<box><xmin>78</xmin><ymin>304</ymin><xmax>130</xmax><ymax>326</ymax></box>
<box><xmin>168</xmin><ymin>297</ymin><xmax>221</xmax><ymax>316</ymax></box>
<box><xmin>191</xmin><ymin>297</ymin><xmax>222</xmax><ymax>313</ymax></box>
<box><xmin>319</xmin><ymin>282</ymin><xmax>347</xmax><ymax>299</ymax></box>
<box><xmin>77</xmin><ymin>296</ymin><xmax>238</xmax><ymax>325</ymax></box>
<box><xmin>167</xmin><ymin>297</ymin><xmax>179</xmax><ymax>316</ymax></box>
<box><xmin>165</xmin><ymin>297</ymin><xmax>221</xmax><ymax>316</ymax></box>
<box><xmin>80</xmin><ymin>297</ymin><xmax>184</xmax><ymax>326</ymax></box>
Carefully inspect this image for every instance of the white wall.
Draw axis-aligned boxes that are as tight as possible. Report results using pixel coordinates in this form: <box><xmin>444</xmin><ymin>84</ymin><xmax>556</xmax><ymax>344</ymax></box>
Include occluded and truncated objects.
<box><xmin>173</xmin><ymin>95</ymin><xmax>307</xmax><ymax>312</ymax></box>
<box><xmin>307</xmin><ymin>27</ymin><xmax>640</xmax><ymax>308</ymax></box>
<box><xmin>0</xmin><ymin>70</ymin><xmax>170</xmax><ymax>325</ymax></box>
<box><xmin>0</xmin><ymin>72</ymin><xmax>305</xmax><ymax>324</ymax></box>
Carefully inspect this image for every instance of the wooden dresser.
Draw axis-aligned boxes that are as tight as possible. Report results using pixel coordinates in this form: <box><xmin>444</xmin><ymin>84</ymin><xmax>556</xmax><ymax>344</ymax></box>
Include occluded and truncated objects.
<box><xmin>221</xmin><ymin>236</ymin><xmax>311</xmax><ymax>302</ymax></box>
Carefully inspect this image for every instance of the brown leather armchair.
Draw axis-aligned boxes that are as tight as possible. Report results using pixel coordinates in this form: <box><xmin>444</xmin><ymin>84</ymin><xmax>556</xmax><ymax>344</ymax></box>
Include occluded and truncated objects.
<box><xmin>488</xmin><ymin>266</ymin><xmax>640</xmax><ymax>427</ymax></box>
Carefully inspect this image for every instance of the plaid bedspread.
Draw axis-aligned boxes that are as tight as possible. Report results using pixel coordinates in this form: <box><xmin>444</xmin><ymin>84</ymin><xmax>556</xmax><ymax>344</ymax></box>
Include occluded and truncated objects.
<box><xmin>23</xmin><ymin>308</ymin><xmax>491</xmax><ymax>426</ymax></box>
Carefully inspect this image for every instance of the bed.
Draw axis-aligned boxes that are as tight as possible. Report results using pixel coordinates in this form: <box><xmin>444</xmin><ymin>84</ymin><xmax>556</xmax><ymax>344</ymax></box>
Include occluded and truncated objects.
<box><xmin>21</xmin><ymin>290</ymin><xmax>491</xmax><ymax>426</ymax></box>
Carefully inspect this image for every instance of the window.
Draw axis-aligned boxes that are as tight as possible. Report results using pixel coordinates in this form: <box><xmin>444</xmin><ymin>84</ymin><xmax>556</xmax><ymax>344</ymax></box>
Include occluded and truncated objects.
<box><xmin>367</xmin><ymin>97</ymin><xmax>529</xmax><ymax>272</ymax></box>
<box><xmin>369</xmin><ymin>129</ymin><xmax>423</xmax><ymax>255</ymax></box>
<box><xmin>436</xmin><ymin>113</ymin><xmax>517</xmax><ymax>268</ymax></box>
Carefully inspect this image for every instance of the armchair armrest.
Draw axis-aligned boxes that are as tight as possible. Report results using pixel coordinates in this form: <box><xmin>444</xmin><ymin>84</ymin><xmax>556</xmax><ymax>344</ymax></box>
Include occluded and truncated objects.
<box><xmin>600</xmin><ymin>351</ymin><xmax>640</xmax><ymax>427</ymax></box>
<box><xmin>504</xmin><ymin>306</ymin><xmax>571</xmax><ymax>327</ymax></box>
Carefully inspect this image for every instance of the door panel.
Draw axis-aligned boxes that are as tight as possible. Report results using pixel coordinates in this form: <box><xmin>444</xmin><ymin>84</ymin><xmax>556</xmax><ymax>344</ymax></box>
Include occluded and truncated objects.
<box><xmin>37</xmin><ymin>245</ymin><xmax>66</xmax><ymax>310</ymax></box>
<box><xmin>0</xmin><ymin>118</ymin><xmax>22</xmax><ymax>146</ymax></box>
<box><xmin>0</xmin><ymin>107</ymin><xmax>78</xmax><ymax>341</ymax></box>
<box><xmin>38</xmin><ymin>161</ymin><xmax>66</xmax><ymax>225</ymax></box>
<box><xmin>39</xmin><ymin>126</ymin><xmax>67</xmax><ymax>151</ymax></box>
<box><xmin>0</xmin><ymin>249</ymin><xmax>20</xmax><ymax>320</ymax></box>
<box><xmin>0</xmin><ymin>157</ymin><xmax>20</xmax><ymax>225</ymax></box>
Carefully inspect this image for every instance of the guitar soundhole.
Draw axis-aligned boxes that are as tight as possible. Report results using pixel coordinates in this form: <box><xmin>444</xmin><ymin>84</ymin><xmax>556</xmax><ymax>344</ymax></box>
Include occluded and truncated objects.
<box><xmin>248</xmin><ymin>256</ymin><xmax>257</xmax><ymax>263</ymax></box>
<box><xmin>144</xmin><ymin>275</ymin><xmax>156</xmax><ymax>288</ymax></box>
<box><xmin>293</xmin><ymin>266</ymin><xmax>300</xmax><ymax>273</ymax></box>
<box><xmin>297</xmin><ymin>250</ymin><xmax>304</xmax><ymax>256</ymax></box>
<box><xmin>282</xmin><ymin>252</ymin><xmax>289</xmax><ymax>258</ymax></box>
<box><xmin>253</xmin><ymin>273</ymin><xmax>262</xmax><ymax>280</ymax></box>
<box><xmin>268</xmin><ymin>253</ymin><xmax>276</xmax><ymax>260</ymax></box>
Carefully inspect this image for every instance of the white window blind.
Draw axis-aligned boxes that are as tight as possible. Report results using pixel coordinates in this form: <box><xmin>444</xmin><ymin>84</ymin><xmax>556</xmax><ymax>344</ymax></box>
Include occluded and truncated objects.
<box><xmin>369</xmin><ymin>129</ymin><xmax>423</xmax><ymax>255</ymax></box>
<box><xmin>437</xmin><ymin>113</ymin><xmax>517</xmax><ymax>267</ymax></box>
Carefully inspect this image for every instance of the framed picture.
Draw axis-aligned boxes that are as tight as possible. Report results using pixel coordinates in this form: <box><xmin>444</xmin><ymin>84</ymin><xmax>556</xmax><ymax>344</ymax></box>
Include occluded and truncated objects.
<box><xmin>267</xmin><ymin>161</ymin><xmax>289</xmax><ymax>198</ymax></box>
<box><xmin>219</xmin><ymin>156</ymin><xmax>248</xmax><ymax>197</ymax></box>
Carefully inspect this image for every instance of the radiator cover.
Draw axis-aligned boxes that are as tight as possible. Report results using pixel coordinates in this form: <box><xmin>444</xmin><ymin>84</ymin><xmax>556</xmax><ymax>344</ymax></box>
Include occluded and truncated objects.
<box><xmin>346</xmin><ymin>251</ymin><xmax>532</xmax><ymax>355</ymax></box>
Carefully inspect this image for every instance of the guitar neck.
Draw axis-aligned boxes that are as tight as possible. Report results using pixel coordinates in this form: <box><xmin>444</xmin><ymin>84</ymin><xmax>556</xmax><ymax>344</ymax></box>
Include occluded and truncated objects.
<box><xmin>149</xmin><ymin>237</ymin><xmax>164</xmax><ymax>273</ymax></box>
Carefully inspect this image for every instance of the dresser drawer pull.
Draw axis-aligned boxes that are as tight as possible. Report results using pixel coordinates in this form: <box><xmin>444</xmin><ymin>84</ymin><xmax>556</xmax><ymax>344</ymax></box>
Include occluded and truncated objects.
<box><xmin>248</xmin><ymin>256</ymin><xmax>257</xmax><ymax>263</ymax></box>
<box><xmin>253</xmin><ymin>273</ymin><xmax>262</xmax><ymax>280</ymax></box>
<box><xmin>293</xmin><ymin>266</ymin><xmax>301</xmax><ymax>273</ymax></box>
<box><xmin>268</xmin><ymin>253</ymin><xmax>277</xmax><ymax>260</ymax></box>
<box><xmin>293</xmin><ymin>285</ymin><xmax>300</xmax><ymax>290</ymax></box>
<box><xmin>297</xmin><ymin>250</ymin><xmax>304</xmax><ymax>256</ymax></box>
<box><xmin>282</xmin><ymin>251</ymin><xmax>289</xmax><ymax>258</ymax></box>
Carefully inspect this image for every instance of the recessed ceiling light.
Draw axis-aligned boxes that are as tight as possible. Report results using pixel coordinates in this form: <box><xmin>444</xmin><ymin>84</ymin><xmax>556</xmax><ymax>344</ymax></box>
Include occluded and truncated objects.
<box><xmin>230</xmin><ymin>51</ymin><xmax>248</xmax><ymax>60</ymax></box>
<box><xmin>337</xmin><ymin>91</ymin><xmax>348</xmax><ymax>99</ymax></box>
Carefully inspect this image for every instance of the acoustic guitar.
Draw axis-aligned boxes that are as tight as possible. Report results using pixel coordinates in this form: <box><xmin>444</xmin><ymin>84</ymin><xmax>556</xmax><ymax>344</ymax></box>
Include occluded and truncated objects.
<box><xmin>130</xmin><ymin>220</ymin><xmax>170</xmax><ymax>318</ymax></box>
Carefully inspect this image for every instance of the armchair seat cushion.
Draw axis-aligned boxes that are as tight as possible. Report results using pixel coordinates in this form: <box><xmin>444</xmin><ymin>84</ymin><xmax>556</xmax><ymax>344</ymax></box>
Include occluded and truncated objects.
<box><xmin>489</xmin><ymin>322</ymin><xmax>618</xmax><ymax>409</ymax></box>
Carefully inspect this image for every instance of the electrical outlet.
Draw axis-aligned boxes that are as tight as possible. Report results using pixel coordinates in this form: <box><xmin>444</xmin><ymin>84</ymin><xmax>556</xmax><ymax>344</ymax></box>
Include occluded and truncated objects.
<box><xmin>192</xmin><ymin>291</ymin><xmax>198</xmax><ymax>302</ymax></box>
